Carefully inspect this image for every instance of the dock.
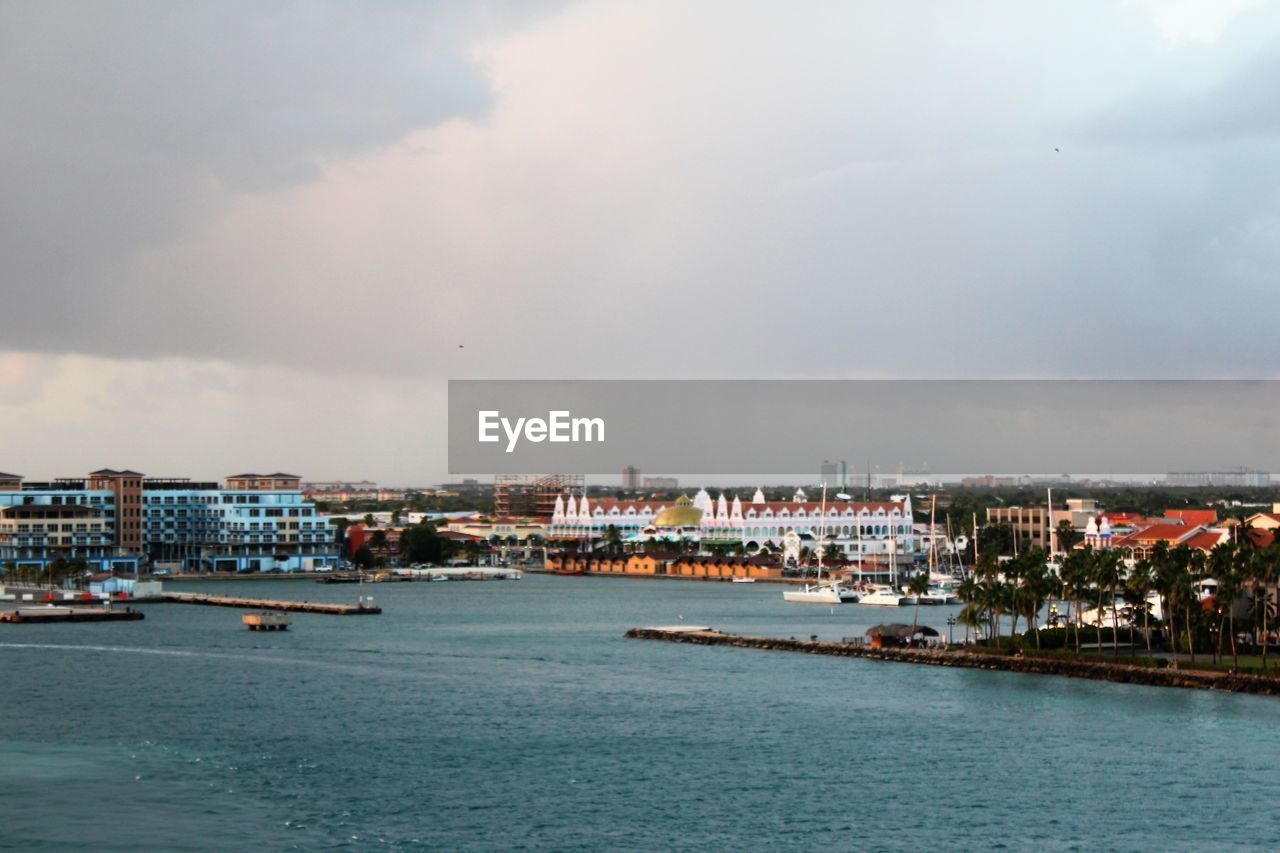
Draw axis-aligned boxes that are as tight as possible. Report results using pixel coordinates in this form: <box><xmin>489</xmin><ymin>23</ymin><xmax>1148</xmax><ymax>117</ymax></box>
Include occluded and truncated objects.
<box><xmin>160</xmin><ymin>591</ymin><xmax>381</xmax><ymax>615</ymax></box>
<box><xmin>1</xmin><ymin>605</ymin><xmax>145</xmax><ymax>624</ymax></box>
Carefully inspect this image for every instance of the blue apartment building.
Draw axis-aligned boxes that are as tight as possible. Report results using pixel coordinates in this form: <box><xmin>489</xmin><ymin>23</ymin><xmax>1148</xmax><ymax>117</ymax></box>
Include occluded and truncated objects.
<box><xmin>0</xmin><ymin>470</ymin><xmax>338</xmax><ymax>575</ymax></box>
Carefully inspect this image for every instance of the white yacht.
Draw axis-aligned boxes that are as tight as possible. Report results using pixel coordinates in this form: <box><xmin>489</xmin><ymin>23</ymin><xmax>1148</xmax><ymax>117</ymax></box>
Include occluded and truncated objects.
<box><xmin>858</xmin><ymin>586</ymin><xmax>909</xmax><ymax>607</ymax></box>
<box><xmin>917</xmin><ymin>586</ymin><xmax>959</xmax><ymax>605</ymax></box>
<box><xmin>778</xmin><ymin>484</ymin><xmax>860</xmax><ymax>604</ymax></box>
<box><xmin>731</xmin><ymin>577</ymin><xmax>756</xmax><ymax>584</ymax></box>
<box><xmin>783</xmin><ymin>582</ymin><xmax>860</xmax><ymax>603</ymax></box>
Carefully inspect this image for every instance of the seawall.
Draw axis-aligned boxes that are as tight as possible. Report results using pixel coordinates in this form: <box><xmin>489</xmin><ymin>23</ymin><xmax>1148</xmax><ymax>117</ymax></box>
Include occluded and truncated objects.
<box><xmin>625</xmin><ymin>628</ymin><xmax>1280</xmax><ymax>697</ymax></box>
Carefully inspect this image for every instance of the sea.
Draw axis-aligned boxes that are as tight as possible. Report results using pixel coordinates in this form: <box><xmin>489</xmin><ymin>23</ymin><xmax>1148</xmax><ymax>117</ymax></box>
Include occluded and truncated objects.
<box><xmin>2</xmin><ymin>574</ymin><xmax>1279</xmax><ymax>851</ymax></box>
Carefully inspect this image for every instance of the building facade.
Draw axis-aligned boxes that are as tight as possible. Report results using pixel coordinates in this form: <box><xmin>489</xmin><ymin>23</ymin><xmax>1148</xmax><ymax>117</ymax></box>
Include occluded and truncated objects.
<box><xmin>0</xmin><ymin>470</ymin><xmax>337</xmax><ymax>574</ymax></box>
<box><xmin>549</xmin><ymin>487</ymin><xmax>916</xmax><ymax>562</ymax></box>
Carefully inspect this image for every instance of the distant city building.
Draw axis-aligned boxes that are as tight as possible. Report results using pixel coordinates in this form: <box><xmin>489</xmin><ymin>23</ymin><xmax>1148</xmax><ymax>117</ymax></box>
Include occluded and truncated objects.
<box><xmin>986</xmin><ymin>506</ymin><xmax>1052</xmax><ymax>551</ymax></box>
<box><xmin>1165</xmin><ymin>470</ymin><xmax>1271</xmax><ymax>487</ymax></box>
<box><xmin>819</xmin><ymin>460</ymin><xmax>849</xmax><ymax>488</ymax></box>
<box><xmin>0</xmin><ymin>470</ymin><xmax>337</xmax><ymax>574</ymax></box>
<box><xmin>622</xmin><ymin>466</ymin><xmax>641</xmax><ymax>489</ymax></box>
<box><xmin>642</xmin><ymin>477</ymin><xmax>679</xmax><ymax>490</ymax></box>
<box><xmin>494</xmin><ymin>474</ymin><xmax>583</xmax><ymax>519</ymax></box>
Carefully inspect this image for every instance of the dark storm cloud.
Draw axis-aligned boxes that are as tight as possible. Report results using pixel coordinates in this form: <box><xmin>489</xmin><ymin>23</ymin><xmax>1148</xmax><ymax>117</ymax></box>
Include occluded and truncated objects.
<box><xmin>0</xmin><ymin>0</ymin><xmax>547</xmax><ymax>356</ymax></box>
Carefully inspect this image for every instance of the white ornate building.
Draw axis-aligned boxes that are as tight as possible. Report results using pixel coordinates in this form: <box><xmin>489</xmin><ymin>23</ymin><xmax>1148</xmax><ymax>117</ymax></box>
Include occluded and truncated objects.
<box><xmin>549</xmin><ymin>487</ymin><xmax>915</xmax><ymax>561</ymax></box>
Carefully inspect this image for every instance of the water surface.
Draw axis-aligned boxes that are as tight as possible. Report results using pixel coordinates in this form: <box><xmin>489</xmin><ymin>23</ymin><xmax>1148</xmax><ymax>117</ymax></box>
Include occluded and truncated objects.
<box><xmin>2</xmin><ymin>575</ymin><xmax>1276</xmax><ymax>850</ymax></box>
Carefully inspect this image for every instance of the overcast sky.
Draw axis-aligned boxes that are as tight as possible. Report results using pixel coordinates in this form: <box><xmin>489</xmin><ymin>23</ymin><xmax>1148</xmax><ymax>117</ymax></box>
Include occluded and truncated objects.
<box><xmin>3</xmin><ymin>0</ymin><xmax>1280</xmax><ymax>484</ymax></box>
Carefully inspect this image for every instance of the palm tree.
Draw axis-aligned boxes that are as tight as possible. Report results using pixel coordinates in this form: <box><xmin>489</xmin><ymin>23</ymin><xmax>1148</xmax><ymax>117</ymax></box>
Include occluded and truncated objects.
<box><xmin>1177</xmin><ymin>547</ymin><xmax>1204</xmax><ymax>662</ymax></box>
<box><xmin>1060</xmin><ymin>547</ymin><xmax>1091</xmax><ymax>655</ymax></box>
<box><xmin>1092</xmin><ymin>549</ymin><xmax>1125</xmax><ymax>656</ymax></box>
<box><xmin>1208</xmin><ymin>542</ymin><xmax>1237</xmax><ymax>664</ymax></box>
<box><xmin>1125</xmin><ymin>558</ymin><xmax>1155</xmax><ymax>652</ymax></box>
<box><xmin>1252</xmin><ymin>542</ymin><xmax>1279</xmax><ymax>670</ymax></box>
<box><xmin>604</xmin><ymin>524</ymin><xmax>623</xmax><ymax>556</ymax></box>
<box><xmin>957</xmin><ymin>575</ymin><xmax>981</xmax><ymax>644</ymax></box>
<box><xmin>1018</xmin><ymin>549</ymin><xmax>1052</xmax><ymax>649</ymax></box>
<box><xmin>1151</xmin><ymin>541</ymin><xmax>1179</xmax><ymax>654</ymax></box>
<box><xmin>907</xmin><ymin>573</ymin><xmax>931</xmax><ymax>637</ymax></box>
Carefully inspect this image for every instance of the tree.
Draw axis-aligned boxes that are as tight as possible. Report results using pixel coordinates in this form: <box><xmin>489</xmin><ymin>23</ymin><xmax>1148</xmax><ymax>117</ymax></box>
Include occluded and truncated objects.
<box><xmin>1251</xmin><ymin>542</ymin><xmax>1279</xmax><ymax>669</ymax></box>
<box><xmin>1017</xmin><ymin>549</ymin><xmax>1052</xmax><ymax>648</ymax></box>
<box><xmin>957</xmin><ymin>575</ymin><xmax>981</xmax><ymax>643</ymax></box>
<box><xmin>604</xmin><ymin>524</ymin><xmax>623</xmax><ymax>556</ymax></box>
<box><xmin>400</xmin><ymin>522</ymin><xmax>455</xmax><ymax>565</ymax></box>
<box><xmin>1091</xmin><ymin>548</ymin><xmax>1125</xmax><ymax>656</ymax></box>
<box><xmin>351</xmin><ymin>545</ymin><xmax>375</xmax><ymax>570</ymax></box>
<box><xmin>907</xmin><ymin>573</ymin><xmax>931</xmax><ymax>637</ymax></box>
<box><xmin>1125</xmin><ymin>558</ymin><xmax>1155</xmax><ymax>652</ymax></box>
<box><xmin>1060</xmin><ymin>547</ymin><xmax>1092</xmax><ymax>655</ymax></box>
<box><xmin>1055</xmin><ymin>520</ymin><xmax>1082</xmax><ymax>554</ymax></box>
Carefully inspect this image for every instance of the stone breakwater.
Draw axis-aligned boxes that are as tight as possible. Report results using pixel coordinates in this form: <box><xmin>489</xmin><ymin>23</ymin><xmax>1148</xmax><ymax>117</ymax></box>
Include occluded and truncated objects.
<box><xmin>625</xmin><ymin>628</ymin><xmax>1280</xmax><ymax>697</ymax></box>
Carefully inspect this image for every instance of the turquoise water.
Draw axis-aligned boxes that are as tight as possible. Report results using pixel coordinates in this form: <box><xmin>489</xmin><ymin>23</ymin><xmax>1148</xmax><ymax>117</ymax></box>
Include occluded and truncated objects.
<box><xmin>3</xmin><ymin>574</ymin><xmax>1279</xmax><ymax>850</ymax></box>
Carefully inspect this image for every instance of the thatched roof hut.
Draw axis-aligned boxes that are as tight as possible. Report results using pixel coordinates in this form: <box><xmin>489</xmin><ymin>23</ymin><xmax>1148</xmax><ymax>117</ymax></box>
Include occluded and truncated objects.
<box><xmin>865</xmin><ymin>623</ymin><xmax>940</xmax><ymax>648</ymax></box>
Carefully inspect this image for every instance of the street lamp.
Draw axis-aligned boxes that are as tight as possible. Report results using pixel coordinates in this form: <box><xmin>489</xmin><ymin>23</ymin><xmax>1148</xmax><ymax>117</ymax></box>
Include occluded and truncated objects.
<box><xmin>946</xmin><ymin>614</ymin><xmax>957</xmax><ymax>646</ymax></box>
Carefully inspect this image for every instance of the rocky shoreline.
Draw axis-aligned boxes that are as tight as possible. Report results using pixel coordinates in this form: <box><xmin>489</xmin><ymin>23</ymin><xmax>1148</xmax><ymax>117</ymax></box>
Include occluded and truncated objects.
<box><xmin>625</xmin><ymin>627</ymin><xmax>1280</xmax><ymax>696</ymax></box>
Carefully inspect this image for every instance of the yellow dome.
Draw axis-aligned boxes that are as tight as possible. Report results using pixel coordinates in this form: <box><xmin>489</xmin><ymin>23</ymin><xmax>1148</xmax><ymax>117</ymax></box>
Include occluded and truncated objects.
<box><xmin>653</xmin><ymin>495</ymin><xmax>704</xmax><ymax>528</ymax></box>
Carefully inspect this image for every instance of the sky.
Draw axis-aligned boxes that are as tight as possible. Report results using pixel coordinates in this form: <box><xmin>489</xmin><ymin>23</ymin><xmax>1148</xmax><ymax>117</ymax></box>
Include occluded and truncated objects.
<box><xmin>3</xmin><ymin>0</ymin><xmax>1280</xmax><ymax>484</ymax></box>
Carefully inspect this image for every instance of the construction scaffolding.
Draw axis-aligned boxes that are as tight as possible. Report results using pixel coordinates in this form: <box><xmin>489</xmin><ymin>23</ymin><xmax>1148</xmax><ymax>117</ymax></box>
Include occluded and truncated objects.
<box><xmin>494</xmin><ymin>474</ymin><xmax>584</xmax><ymax>519</ymax></box>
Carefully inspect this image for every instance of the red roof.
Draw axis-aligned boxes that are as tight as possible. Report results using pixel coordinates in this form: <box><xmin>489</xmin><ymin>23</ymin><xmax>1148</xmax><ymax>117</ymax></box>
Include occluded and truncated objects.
<box><xmin>1164</xmin><ymin>509</ymin><xmax>1218</xmax><ymax>526</ymax></box>
<box><xmin>1183</xmin><ymin>530</ymin><xmax>1226</xmax><ymax>550</ymax></box>
<box><xmin>1112</xmin><ymin>523</ymin><xmax>1199</xmax><ymax>547</ymax></box>
<box><xmin>1245</xmin><ymin>528</ymin><xmax>1277</xmax><ymax>548</ymax></box>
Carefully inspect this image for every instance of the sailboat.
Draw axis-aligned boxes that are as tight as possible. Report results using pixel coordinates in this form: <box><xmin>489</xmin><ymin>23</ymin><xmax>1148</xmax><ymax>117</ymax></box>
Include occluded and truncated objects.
<box><xmin>783</xmin><ymin>485</ymin><xmax>859</xmax><ymax>604</ymax></box>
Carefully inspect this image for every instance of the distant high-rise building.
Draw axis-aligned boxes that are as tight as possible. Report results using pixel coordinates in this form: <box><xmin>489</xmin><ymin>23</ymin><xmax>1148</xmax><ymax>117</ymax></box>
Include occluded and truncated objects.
<box><xmin>622</xmin><ymin>466</ymin><xmax>641</xmax><ymax>489</ymax></box>
<box><xmin>1166</xmin><ymin>469</ymin><xmax>1271</xmax><ymax>487</ymax></box>
<box><xmin>820</xmin><ymin>460</ymin><xmax>838</xmax><ymax>484</ymax></box>
<box><xmin>642</xmin><ymin>477</ymin><xmax>679</xmax><ymax>490</ymax></box>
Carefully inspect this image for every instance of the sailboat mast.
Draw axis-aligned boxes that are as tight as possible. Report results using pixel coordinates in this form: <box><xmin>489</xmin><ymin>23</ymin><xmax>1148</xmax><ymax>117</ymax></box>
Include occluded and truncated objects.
<box><xmin>817</xmin><ymin>482</ymin><xmax>827</xmax><ymax>584</ymax></box>
<box><xmin>973</xmin><ymin>511</ymin><xmax>979</xmax><ymax>576</ymax></box>
<box><xmin>928</xmin><ymin>494</ymin><xmax>937</xmax><ymax>577</ymax></box>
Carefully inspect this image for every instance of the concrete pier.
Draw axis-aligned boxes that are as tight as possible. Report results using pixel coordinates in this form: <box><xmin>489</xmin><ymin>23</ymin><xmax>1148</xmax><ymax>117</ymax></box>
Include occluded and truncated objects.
<box><xmin>161</xmin><ymin>591</ymin><xmax>380</xmax><ymax>615</ymax></box>
<box><xmin>1</xmin><ymin>605</ymin><xmax>145</xmax><ymax>624</ymax></box>
<box><xmin>626</xmin><ymin>627</ymin><xmax>1280</xmax><ymax>697</ymax></box>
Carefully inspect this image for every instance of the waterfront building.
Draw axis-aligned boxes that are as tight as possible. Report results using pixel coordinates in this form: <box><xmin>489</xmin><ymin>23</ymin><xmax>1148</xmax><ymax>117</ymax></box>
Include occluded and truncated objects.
<box><xmin>0</xmin><ymin>476</ymin><xmax>138</xmax><ymax>573</ymax></box>
<box><xmin>0</xmin><ymin>470</ymin><xmax>337</xmax><ymax>575</ymax></box>
<box><xmin>549</xmin><ymin>487</ymin><xmax>915</xmax><ymax>561</ymax></box>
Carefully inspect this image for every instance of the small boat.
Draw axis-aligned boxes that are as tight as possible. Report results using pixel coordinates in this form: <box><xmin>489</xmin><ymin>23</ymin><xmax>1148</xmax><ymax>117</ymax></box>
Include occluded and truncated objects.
<box><xmin>429</xmin><ymin>575</ymin><xmax>449</xmax><ymax>582</ymax></box>
<box><xmin>731</xmin><ymin>577</ymin><xmax>756</xmax><ymax>584</ymax></box>
<box><xmin>552</xmin><ymin>567</ymin><xmax>584</xmax><ymax>576</ymax></box>
<box><xmin>858</xmin><ymin>587</ymin><xmax>909</xmax><ymax>607</ymax></box>
<box><xmin>243</xmin><ymin>611</ymin><xmax>292</xmax><ymax>631</ymax></box>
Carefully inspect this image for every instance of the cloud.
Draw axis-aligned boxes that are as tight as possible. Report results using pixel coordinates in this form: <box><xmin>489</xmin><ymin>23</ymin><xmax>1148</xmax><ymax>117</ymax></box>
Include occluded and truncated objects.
<box><xmin>0</xmin><ymin>0</ymin><xmax>559</xmax><ymax>357</ymax></box>
<box><xmin>6</xmin><ymin>1</ymin><xmax>1280</xmax><ymax>480</ymax></box>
